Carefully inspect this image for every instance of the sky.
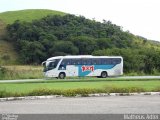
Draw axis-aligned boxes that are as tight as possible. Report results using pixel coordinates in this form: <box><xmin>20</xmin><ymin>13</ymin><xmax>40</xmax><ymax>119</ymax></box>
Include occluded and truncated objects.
<box><xmin>0</xmin><ymin>0</ymin><xmax>160</xmax><ymax>41</ymax></box>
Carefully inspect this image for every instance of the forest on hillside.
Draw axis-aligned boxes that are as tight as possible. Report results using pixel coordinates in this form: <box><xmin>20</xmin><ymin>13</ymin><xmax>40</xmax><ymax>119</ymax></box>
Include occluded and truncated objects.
<box><xmin>6</xmin><ymin>14</ymin><xmax>160</xmax><ymax>73</ymax></box>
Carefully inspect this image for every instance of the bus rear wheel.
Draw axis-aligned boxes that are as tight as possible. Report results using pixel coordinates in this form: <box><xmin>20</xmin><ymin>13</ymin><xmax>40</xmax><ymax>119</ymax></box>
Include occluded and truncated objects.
<box><xmin>101</xmin><ymin>71</ymin><xmax>108</xmax><ymax>78</ymax></box>
<box><xmin>59</xmin><ymin>72</ymin><xmax>65</xmax><ymax>79</ymax></box>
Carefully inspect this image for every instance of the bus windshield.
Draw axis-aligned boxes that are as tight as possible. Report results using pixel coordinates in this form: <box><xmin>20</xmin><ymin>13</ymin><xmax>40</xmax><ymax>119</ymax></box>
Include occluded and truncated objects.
<box><xmin>43</xmin><ymin>59</ymin><xmax>60</xmax><ymax>72</ymax></box>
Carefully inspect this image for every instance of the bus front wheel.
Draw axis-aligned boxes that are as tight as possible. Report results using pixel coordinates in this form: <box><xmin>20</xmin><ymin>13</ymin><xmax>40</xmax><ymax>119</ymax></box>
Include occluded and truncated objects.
<box><xmin>59</xmin><ymin>72</ymin><xmax>66</xmax><ymax>79</ymax></box>
<box><xmin>101</xmin><ymin>71</ymin><xmax>108</xmax><ymax>78</ymax></box>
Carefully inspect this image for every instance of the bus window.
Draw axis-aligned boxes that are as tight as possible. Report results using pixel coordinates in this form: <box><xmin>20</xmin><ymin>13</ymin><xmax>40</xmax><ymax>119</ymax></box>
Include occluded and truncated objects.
<box><xmin>101</xmin><ymin>58</ymin><xmax>107</xmax><ymax>64</ymax></box>
<box><xmin>112</xmin><ymin>58</ymin><xmax>121</xmax><ymax>64</ymax></box>
<box><xmin>107</xmin><ymin>58</ymin><xmax>112</xmax><ymax>64</ymax></box>
<box><xmin>58</xmin><ymin>65</ymin><xmax>66</xmax><ymax>70</ymax></box>
<box><xmin>71</xmin><ymin>59</ymin><xmax>82</xmax><ymax>65</ymax></box>
<box><xmin>81</xmin><ymin>59</ymin><xmax>86</xmax><ymax>65</ymax></box>
<box><xmin>61</xmin><ymin>59</ymin><xmax>71</xmax><ymax>65</ymax></box>
<box><xmin>47</xmin><ymin>59</ymin><xmax>60</xmax><ymax>70</ymax></box>
<box><xmin>81</xmin><ymin>59</ymin><xmax>92</xmax><ymax>65</ymax></box>
<box><xmin>92</xmin><ymin>58</ymin><xmax>101</xmax><ymax>65</ymax></box>
<box><xmin>101</xmin><ymin>58</ymin><xmax>112</xmax><ymax>65</ymax></box>
<box><xmin>86</xmin><ymin>59</ymin><xmax>92</xmax><ymax>65</ymax></box>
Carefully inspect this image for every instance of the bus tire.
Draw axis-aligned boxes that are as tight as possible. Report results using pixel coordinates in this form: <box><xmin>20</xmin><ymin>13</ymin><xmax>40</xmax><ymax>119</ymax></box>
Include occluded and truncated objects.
<box><xmin>101</xmin><ymin>71</ymin><xmax>108</xmax><ymax>78</ymax></box>
<box><xmin>59</xmin><ymin>72</ymin><xmax>66</xmax><ymax>79</ymax></box>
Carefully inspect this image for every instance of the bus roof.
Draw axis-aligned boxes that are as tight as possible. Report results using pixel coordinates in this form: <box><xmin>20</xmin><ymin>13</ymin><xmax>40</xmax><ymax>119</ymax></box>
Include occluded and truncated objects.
<box><xmin>47</xmin><ymin>55</ymin><xmax>123</xmax><ymax>61</ymax></box>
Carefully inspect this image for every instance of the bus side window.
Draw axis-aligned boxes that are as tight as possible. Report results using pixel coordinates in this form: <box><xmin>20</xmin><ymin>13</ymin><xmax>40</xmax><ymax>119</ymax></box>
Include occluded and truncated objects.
<box><xmin>58</xmin><ymin>65</ymin><xmax>66</xmax><ymax>70</ymax></box>
<box><xmin>71</xmin><ymin>59</ymin><xmax>77</xmax><ymax>65</ymax></box>
<box><xmin>60</xmin><ymin>59</ymin><xmax>65</xmax><ymax>65</ymax></box>
<box><xmin>86</xmin><ymin>59</ymin><xmax>92</xmax><ymax>65</ymax></box>
<box><xmin>81</xmin><ymin>59</ymin><xmax>87</xmax><ymax>65</ymax></box>
<box><xmin>112</xmin><ymin>58</ymin><xmax>121</xmax><ymax>64</ymax></box>
<box><xmin>111</xmin><ymin>59</ymin><xmax>115</xmax><ymax>64</ymax></box>
<box><xmin>72</xmin><ymin>59</ymin><xmax>81</xmax><ymax>65</ymax></box>
<box><xmin>71</xmin><ymin>59</ymin><xmax>76</xmax><ymax>65</ymax></box>
<box><xmin>92</xmin><ymin>59</ymin><xmax>96</xmax><ymax>65</ymax></box>
<box><xmin>67</xmin><ymin>59</ymin><xmax>71</xmax><ymax>65</ymax></box>
<box><xmin>116</xmin><ymin>58</ymin><xmax>121</xmax><ymax>64</ymax></box>
<box><xmin>81</xmin><ymin>59</ymin><xmax>92</xmax><ymax>65</ymax></box>
<box><xmin>108</xmin><ymin>58</ymin><xmax>112</xmax><ymax>64</ymax></box>
<box><xmin>92</xmin><ymin>59</ymin><xmax>101</xmax><ymax>65</ymax></box>
<box><xmin>62</xmin><ymin>59</ymin><xmax>71</xmax><ymax>65</ymax></box>
<box><xmin>77</xmin><ymin>59</ymin><xmax>82</xmax><ymax>65</ymax></box>
<box><xmin>101</xmin><ymin>58</ymin><xmax>106</xmax><ymax>64</ymax></box>
<box><xmin>101</xmin><ymin>58</ymin><xmax>111</xmax><ymax>65</ymax></box>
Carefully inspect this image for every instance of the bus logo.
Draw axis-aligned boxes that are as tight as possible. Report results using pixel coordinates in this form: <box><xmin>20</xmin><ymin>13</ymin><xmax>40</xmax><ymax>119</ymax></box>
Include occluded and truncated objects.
<box><xmin>81</xmin><ymin>65</ymin><xmax>94</xmax><ymax>72</ymax></box>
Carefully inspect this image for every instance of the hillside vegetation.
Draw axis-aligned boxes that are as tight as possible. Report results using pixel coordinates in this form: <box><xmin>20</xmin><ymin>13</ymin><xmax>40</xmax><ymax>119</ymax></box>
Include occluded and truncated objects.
<box><xmin>0</xmin><ymin>9</ymin><xmax>65</xmax><ymax>64</ymax></box>
<box><xmin>0</xmin><ymin>9</ymin><xmax>160</xmax><ymax>75</ymax></box>
<box><xmin>6</xmin><ymin>13</ymin><xmax>160</xmax><ymax>74</ymax></box>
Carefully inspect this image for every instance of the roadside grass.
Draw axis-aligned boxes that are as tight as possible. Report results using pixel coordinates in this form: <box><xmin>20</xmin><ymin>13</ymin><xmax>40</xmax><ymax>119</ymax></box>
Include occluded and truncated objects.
<box><xmin>125</xmin><ymin>70</ymin><xmax>160</xmax><ymax>76</ymax></box>
<box><xmin>0</xmin><ymin>65</ymin><xmax>43</xmax><ymax>80</ymax></box>
<box><xmin>1</xmin><ymin>65</ymin><xmax>160</xmax><ymax>80</ymax></box>
<box><xmin>0</xmin><ymin>64</ymin><xmax>160</xmax><ymax>80</ymax></box>
<box><xmin>0</xmin><ymin>80</ymin><xmax>160</xmax><ymax>94</ymax></box>
<box><xmin>125</xmin><ymin>71</ymin><xmax>146</xmax><ymax>76</ymax></box>
<box><xmin>0</xmin><ymin>79</ymin><xmax>160</xmax><ymax>98</ymax></box>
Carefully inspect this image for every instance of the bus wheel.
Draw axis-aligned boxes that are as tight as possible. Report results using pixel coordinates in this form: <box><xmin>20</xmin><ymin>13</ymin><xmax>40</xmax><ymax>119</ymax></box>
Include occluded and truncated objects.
<box><xmin>101</xmin><ymin>71</ymin><xmax>107</xmax><ymax>78</ymax></box>
<box><xmin>59</xmin><ymin>72</ymin><xmax>65</xmax><ymax>79</ymax></box>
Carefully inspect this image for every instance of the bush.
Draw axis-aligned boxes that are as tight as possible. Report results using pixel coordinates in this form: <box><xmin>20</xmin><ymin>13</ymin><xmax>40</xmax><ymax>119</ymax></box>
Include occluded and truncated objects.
<box><xmin>28</xmin><ymin>88</ymin><xmax>65</xmax><ymax>96</ymax></box>
<box><xmin>127</xmin><ymin>87</ymin><xmax>145</xmax><ymax>93</ymax></box>
<box><xmin>152</xmin><ymin>86</ymin><xmax>160</xmax><ymax>92</ymax></box>
<box><xmin>62</xmin><ymin>88</ymin><xmax>106</xmax><ymax>97</ymax></box>
<box><xmin>103</xmin><ymin>86</ymin><xmax>145</xmax><ymax>93</ymax></box>
<box><xmin>0</xmin><ymin>86</ymin><xmax>152</xmax><ymax>98</ymax></box>
<box><xmin>28</xmin><ymin>88</ymin><xmax>55</xmax><ymax>96</ymax></box>
<box><xmin>62</xmin><ymin>89</ymin><xmax>77</xmax><ymax>97</ymax></box>
<box><xmin>0</xmin><ymin>90</ymin><xmax>11</xmax><ymax>98</ymax></box>
<box><xmin>0</xmin><ymin>90</ymin><xmax>26</xmax><ymax>98</ymax></box>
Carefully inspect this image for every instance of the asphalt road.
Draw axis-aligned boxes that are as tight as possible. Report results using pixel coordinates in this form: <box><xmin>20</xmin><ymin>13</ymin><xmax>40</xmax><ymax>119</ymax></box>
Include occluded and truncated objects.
<box><xmin>0</xmin><ymin>96</ymin><xmax>160</xmax><ymax>114</ymax></box>
<box><xmin>0</xmin><ymin>76</ymin><xmax>160</xmax><ymax>83</ymax></box>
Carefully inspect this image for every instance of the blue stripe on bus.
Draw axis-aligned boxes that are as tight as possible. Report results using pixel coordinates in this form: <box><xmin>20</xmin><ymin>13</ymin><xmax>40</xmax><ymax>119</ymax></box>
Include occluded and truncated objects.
<box><xmin>76</xmin><ymin>65</ymin><xmax>115</xmax><ymax>76</ymax></box>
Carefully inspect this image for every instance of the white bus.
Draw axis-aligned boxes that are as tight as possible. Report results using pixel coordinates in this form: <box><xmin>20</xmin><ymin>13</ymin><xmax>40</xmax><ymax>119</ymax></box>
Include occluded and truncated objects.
<box><xmin>42</xmin><ymin>55</ymin><xmax>123</xmax><ymax>79</ymax></box>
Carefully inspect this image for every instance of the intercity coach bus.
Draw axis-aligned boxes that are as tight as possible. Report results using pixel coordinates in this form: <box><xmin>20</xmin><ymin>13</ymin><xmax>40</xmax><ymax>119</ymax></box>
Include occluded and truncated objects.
<box><xmin>42</xmin><ymin>55</ymin><xmax>123</xmax><ymax>79</ymax></box>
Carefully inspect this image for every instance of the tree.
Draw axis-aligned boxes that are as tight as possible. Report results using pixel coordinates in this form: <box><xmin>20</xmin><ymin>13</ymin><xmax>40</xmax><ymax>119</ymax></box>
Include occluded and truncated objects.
<box><xmin>71</xmin><ymin>36</ymin><xmax>97</xmax><ymax>54</ymax></box>
<box><xmin>54</xmin><ymin>41</ymin><xmax>79</xmax><ymax>55</ymax></box>
<box><xmin>96</xmin><ymin>38</ymin><xmax>113</xmax><ymax>49</ymax></box>
<box><xmin>19</xmin><ymin>40</ymin><xmax>45</xmax><ymax>64</ymax></box>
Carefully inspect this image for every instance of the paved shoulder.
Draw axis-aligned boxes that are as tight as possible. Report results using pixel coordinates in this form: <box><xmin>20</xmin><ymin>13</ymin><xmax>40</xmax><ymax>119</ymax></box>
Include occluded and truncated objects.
<box><xmin>0</xmin><ymin>96</ymin><xmax>160</xmax><ymax>114</ymax></box>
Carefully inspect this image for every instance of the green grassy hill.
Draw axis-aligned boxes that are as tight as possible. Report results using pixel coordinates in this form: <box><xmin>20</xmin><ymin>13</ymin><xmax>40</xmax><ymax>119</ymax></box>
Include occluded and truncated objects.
<box><xmin>0</xmin><ymin>9</ymin><xmax>65</xmax><ymax>24</ymax></box>
<box><xmin>0</xmin><ymin>9</ymin><xmax>65</xmax><ymax>65</ymax></box>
